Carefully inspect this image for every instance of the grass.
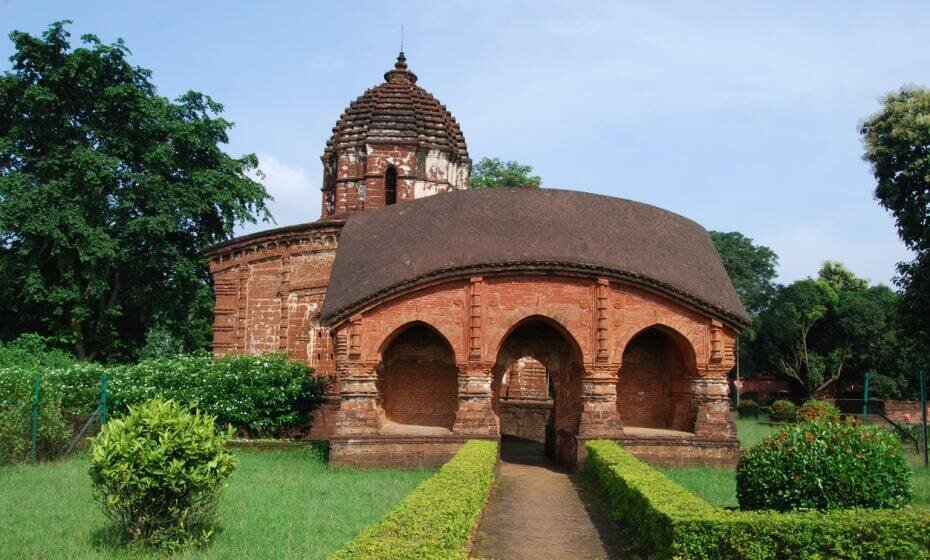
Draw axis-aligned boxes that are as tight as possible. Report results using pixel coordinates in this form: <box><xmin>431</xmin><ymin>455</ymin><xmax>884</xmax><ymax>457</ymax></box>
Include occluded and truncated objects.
<box><xmin>662</xmin><ymin>416</ymin><xmax>930</xmax><ymax>509</ymax></box>
<box><xmin>0</xmin><ymin>446</ymin><xmax>433</xmax><ymax>559</ymax></box>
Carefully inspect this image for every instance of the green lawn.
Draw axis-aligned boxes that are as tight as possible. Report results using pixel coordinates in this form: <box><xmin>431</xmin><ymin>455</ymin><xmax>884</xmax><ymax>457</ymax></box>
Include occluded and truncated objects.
<box><xmin>663</xmin><ymin>417</ymin><xmax>930</xmax><ymax>509</ymax></box>
<box><xmin>0</xmin><ymin>446</ymin><xmax>433</xmax><ymax>559</ymax></box>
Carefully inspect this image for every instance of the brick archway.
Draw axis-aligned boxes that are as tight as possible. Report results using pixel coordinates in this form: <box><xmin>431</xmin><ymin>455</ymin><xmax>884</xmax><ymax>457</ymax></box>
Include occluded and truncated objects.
<box><xmin>378</xmin><ymin>322</ymin><xmax>459</xmax><ymax>430</ymax></box>
<box><xmin>617</xmin><ymin>325</ymin><xmax>698</xmax><ymax>432</ymax></box>
<box><xmin>491</xmin><ymin>316</ymin><xmax>585</xmax><ymax>464</ymax></box>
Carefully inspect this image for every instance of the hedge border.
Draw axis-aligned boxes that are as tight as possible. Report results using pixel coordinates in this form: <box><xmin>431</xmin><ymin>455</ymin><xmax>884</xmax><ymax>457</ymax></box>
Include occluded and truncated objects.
<box><xmin>329</xmin><ymin>439</ymin><xmax>498</xmax><ymax>560</ymax></box>
<box><xmin>586</xmin><ymin>439</ymin><xmax>930</xmax><ymax>560</ymax></box>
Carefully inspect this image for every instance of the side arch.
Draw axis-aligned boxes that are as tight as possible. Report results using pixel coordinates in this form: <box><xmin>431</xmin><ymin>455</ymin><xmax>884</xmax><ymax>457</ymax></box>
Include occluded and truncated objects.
<box><xmin>617</xmin><ymin>322</ymin><xmax>698</xmax><ymax>370</ymax></box>
<box><xmin>617</xmin><ymin>323</ymin><xmax>699</xmax><ymax>432</ymax></box>
<box><xmin>378</xmin><ymin>321</ymin><xmax>459</xmax><ymax>430</ymax></box>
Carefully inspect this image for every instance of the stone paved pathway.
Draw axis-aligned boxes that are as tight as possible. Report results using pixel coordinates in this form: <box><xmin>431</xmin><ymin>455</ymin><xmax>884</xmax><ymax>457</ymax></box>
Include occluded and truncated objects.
<box><xmin>471</xmin><ymin>440</ymin><xmax>629</xmax><ymax>560</ymax></box>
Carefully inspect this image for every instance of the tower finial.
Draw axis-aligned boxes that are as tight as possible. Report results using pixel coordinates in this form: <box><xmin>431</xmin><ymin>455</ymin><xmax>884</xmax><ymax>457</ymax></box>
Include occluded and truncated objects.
<box><xmin>401</xmin><ymin>24</ymin><xmax>404</xmax><ymax>53</ymax></box>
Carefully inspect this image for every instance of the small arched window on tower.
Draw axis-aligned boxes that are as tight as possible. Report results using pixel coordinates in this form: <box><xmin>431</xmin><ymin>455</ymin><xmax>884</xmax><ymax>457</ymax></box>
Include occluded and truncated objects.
<box><xmin>385</xmin><ymin>166</ymin><xmax>398</xmax><ymax>205</ymax></box>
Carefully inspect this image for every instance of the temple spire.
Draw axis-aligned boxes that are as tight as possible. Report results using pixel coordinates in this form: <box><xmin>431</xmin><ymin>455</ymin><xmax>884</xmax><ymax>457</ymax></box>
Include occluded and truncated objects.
<box><xmin>384</xmin><ymin>50</ymin><xmax>417</xmax><ymax>83</ymax></box>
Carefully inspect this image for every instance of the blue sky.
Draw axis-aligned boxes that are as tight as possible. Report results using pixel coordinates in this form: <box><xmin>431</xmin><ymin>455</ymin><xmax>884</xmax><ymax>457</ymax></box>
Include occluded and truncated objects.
<box><xmin>3</xmin><ymin>1</ymin><xmax>929</xmax><ymax>285</ymax></box>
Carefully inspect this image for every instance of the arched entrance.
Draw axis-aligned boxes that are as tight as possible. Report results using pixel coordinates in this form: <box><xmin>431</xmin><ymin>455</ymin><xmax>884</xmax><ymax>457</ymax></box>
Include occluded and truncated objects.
<box><xmin>618</xmin><ymin>326</ymin><xmax>697</xmax><ymax>432</ymax></box>
<box><xmin>492</xmin><ymin>317</ymin><xmax>583</xmax><ymax>465</ymax></box>
<box><xmin>379</xmin><ymin>323</ymin><xmax>458</xmax><ymax>431</ymax></box>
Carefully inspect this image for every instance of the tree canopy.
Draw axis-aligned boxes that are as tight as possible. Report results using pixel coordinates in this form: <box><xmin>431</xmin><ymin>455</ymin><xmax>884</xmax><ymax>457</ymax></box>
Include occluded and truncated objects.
<box><xmin>0</xmin><ymin>21</ymin><xmax>271</xmax><ymax>360</ymax></box>
<box><xmin>469</xmin><ymin>157</ymin><xmax>542</xmax><ymax>188</ymax></box>
<box><xmin>861</xmin><ymin>86</ymin><xmax>930</xmax><ymax>361</ymax></box>
<box><xmin>709</xmin><ymin>231</ymin><xmax>779</xmax><ymax>316</ymax></box>
<box><xmin>752</xmin><ymin>263</ymin><xmax>911</xmax><ymax>398</ymax></box>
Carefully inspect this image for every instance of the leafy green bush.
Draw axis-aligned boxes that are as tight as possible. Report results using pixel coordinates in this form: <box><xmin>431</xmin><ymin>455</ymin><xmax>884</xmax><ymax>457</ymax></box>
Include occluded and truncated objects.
<box><xmin>329</xmin><ymin>440</ymin><xmax>498</xmax><ymax>560</ymax></box>
<box><xmin>737</xmin><ymin>420</ymin><xmax>911</xmax><ymax>511</ymax></box>
<box><xmin>0</xmin><ymin>333</ymin><xmax>76</xmax><ymax>369</ymax></box>
<box><xmin>0</xmin><ymin>368</ymin><xmax>70</xmax><ymax>464</ymax></box>
<box><xmin>89</xmin><ymin>398</ymin><xmax>237</xmax><ymax>549</ymax></box>
<box><xmin>768</xmin><ymin>399</ymin><xmax>797</xmax><ymax>422</ymax></box>
<box><xmin>587</xmin><ymin>440</ymin><xmax>930</xmax><ymax>560</ymax></box>
<box><xmin>736</xmin><ymin>399</ymin><xmax>760</xmax><ymax>418</ymax></box>
<box><xmin>796</xmin><ymin>398</ymin><xmax>840</xmax><ymax>422</ymax></box>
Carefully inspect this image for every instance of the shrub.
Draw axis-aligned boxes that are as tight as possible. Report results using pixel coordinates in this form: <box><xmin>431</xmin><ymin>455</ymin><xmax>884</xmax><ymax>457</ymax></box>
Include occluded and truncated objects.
<box><xmin>89</xmin><ymin>398</ymin><xmax>237</xmax><ymax>549</ymax></box>
<box><xmin>587</xmin><ymin>440</ymin><xmax>930</xmax><ymax>560</ymax></box>
<box><xmin>736</xmin><ymin>399</ymin><xmax>760</xmax><ymax>418</ymax></box>
<box><xmin>0</xmin><ymin>368</ymin><xmax>70</xmax><ymax>464</ymax></box>
<box><xmin>329</xmin><ymin>440</ymin><xmax>498</xmax><ymax>560</ymax></box>
<box><xmin>737</xmin><ymin>420</ymin><xmax>911</xmax><ymax>511</ymax></box>
<box><xmin>768</xmin><ymin>399</ymin><xmax>797</xmax><ymax>422</ymax></box>
<box><xmin>796</xmin><ymin>398</ymin><xmax>840</xmax><ymax>422</ymax></box>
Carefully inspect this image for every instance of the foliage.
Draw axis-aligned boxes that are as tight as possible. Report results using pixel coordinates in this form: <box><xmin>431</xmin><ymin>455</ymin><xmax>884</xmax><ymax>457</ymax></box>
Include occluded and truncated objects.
<box><xmin>709</xmin><ymin>231</ymin><xmax>779</xmax><ymax>316</ymax></box>
<box><xmin>861</xmin><ymin>85</ymin><xmax>930</xmax><ymax>374</ymax></box>
<box><xmin>795</xmin><ymin>399</ymin><xmax>840</xmax><ymax>422</ymax></box>
<box><xmin>736</xmin><ymin>399</ymin><xmax>760</xmax><ymax>418</ymax></box>
<box><xmin>89</xmin><ymin>398</ymin><xmax>237</xmax><ymax>549</ymax></box>
<box><xmin>751</xmin><ymin>263</ymin><xmax>914</xmax><ymax>398</ymax></box>
<box><xmin>0</xmin><ymin>367</ymin><xmax>70</xmax><ymax>464</ymax></box>
<box><xmin>0</xmin><ymin>333</ymin><xmax>76</xmax><ymax>369</ymax></box>
<box><xmin>736</xmin><ymin>420</ymin><xmax>910</xmax><ymax>512</ymax></box>
<box><xmin>0</xmin><ymin>353</ymin><xmax>325</xmax><ymax>462</ymax></box>
<box><xmin>586</xmin><ymin>439</ymin><xmax>930</xmax><ymax>560</ymax></box>
<box><xmin>768</xmin><ymin>399</ymin><xmax>797</xmax><ymax>423</ymax></box>
<box><xmin>469</xmin><ymin>157</ymin><xmax>541</xmax><ymax>188</ymax></box>
<box><xmin>0</xmin><ymin>21</ymin><xmax>271</xmax><ymax>361</ymax></box>
<box><xmin>0</xmin><ymin>448</ymin><xmax>432</xmax><ymax>559</ymax></box>
<box><xmin>329</xmin><ymin>440</ymin><xmax>498</xmax><ymax>560</ymax></box>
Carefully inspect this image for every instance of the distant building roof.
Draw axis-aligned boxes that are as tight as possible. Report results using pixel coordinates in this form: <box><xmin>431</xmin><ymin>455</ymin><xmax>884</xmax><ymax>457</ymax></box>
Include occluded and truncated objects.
<box><xmin>320</xmin><ymin>187</ymin><xmax>750</xmax><ymax>326</ymax></box>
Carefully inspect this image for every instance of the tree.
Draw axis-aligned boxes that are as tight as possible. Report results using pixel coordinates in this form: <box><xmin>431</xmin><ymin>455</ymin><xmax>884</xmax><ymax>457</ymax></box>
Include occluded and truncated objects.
<box><xmin>861</xmin><ymin>86</ymin><xmax>930</xmax><ymax>356</ymax></box>
<box><xmin>0</xmin><ymin>22</ymin><xmax>270</xmax><ymax>360</ymax></box>
<box><xmin>754</xmin><ymin>278</ymin><xmax>838</xmax><ymax>396</ymax></box>
<box><xmin>709</xmin><ymin>231</ymin><xmax>779</xmax><ymax>316</ymax></box>
<box><xmin>469</xmin><ymin>157</ymin><xmax>542</xmax><ymax>188</ymax></box>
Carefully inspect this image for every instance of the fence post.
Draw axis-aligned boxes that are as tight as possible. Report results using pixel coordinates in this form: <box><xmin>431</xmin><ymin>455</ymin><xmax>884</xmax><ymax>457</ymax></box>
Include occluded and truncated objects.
<box><xmin>99</xmin><ymin>373</ymin><xmax>108</xmax><ymax>425</ymax></box>
<box><xmin>862</xmin><ymin>371</ymin><xmax>870</xmax><ymax>422</ymax></box>
<box><xmin>30</xmin><ymin>375</ymin><xmax>41</xmax><ymax>463</ymax></box>
<box><xmin>921</xmin><ymin>370</ymin><xmax>928</xmax><ymax>468</ymax></box>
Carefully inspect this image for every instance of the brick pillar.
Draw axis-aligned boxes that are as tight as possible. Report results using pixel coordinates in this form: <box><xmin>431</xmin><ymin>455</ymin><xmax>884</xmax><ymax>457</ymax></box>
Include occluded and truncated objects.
<box><xmin>453</xmin><ymin>362</ymin><xmax>500</xmax><ymax>437</ymax></box>
<box><xmin>691</xmin><ymin>378</ymin><xmax>735</xmax><ymax>438</ymax></box>
<box><xmin>577</xmin><ymin>367</ymin><xmax>624</xmax><ymax>438</ymax></box>
<box><xmin>333</xmin><ymin>363</ymin><xmax>381</xmax><ymax>436</ymax></box>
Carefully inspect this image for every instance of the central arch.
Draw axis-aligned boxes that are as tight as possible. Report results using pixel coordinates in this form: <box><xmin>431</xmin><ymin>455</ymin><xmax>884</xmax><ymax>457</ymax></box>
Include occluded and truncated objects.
<box><xmin>491</xmin><ymin>316</ymin><xmax>584</xmax><ymax>464</ymax></box>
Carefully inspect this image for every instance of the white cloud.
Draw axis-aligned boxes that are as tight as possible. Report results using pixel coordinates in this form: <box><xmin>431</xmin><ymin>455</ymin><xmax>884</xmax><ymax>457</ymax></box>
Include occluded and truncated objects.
<box><xmin>237</xmin><ymin>153</ymin><xmax>320</xmax><ymax>235</ymax></box>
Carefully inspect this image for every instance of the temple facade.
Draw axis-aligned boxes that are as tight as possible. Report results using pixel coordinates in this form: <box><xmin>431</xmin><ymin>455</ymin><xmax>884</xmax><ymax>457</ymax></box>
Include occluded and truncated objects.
<box><xmin>205</xmin><ymin>53</ymin><xmax>749</xmax><ymax>468</ymax></box>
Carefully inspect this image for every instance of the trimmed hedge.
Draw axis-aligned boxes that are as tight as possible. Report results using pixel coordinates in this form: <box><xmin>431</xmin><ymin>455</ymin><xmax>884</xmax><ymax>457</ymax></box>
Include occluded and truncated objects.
<box><xmin>768</xmin><ymin>399</ymin><xmax>797</xmax><ymax>423</ymax></box>
<box><xmin>329</xmin><ymin>440</ymin><xmax>498</xmax><ymax>560</ymax></box>
<box><xmin>586</xmin><ymin>440</ymin><xmax>930</xmax><ymax>560</ymax></box>
<box><xmin>737</xmin><ymin>399</ymin><xmax>760</xmax><ymax>418</ymax></box>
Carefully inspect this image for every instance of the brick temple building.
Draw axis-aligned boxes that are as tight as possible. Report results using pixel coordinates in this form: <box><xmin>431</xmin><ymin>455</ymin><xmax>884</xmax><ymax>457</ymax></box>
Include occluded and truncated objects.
<box><xmin>205</xmin><ymin>53</ymin><xmax>750</xmax><ymax>468</ymax></box>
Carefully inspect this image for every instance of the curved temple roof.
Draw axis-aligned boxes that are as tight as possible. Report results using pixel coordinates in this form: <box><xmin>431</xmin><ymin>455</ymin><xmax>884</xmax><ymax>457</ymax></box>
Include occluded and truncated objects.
<box><xmin>320</xmin><ymin>188</ymin><xmax>749</xmax><ymax>327</ymax></box>
<box><xmin>322</xmin><ymin>52</ymin><xmax>469</xmax><ymax>163</ymax></box>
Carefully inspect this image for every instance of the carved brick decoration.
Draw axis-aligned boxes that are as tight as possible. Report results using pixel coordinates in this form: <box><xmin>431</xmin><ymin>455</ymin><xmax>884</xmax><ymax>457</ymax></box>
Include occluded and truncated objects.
<box><xmin>468</xmin><ymin>277</ymin><xmax>483</xmax><ymax>360</ymax></box>
<box><xmin>453</xmin><ymin>362</ymin><xmax>500</xmax><ymax>437</ymax></box>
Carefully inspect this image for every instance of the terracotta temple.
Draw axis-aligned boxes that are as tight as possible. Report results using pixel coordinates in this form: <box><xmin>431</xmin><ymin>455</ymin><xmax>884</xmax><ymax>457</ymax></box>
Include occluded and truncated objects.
<box><xmin>205</xmin><ymin>53</ymin><xmax>749</xmax><ymax>468</ymax></box>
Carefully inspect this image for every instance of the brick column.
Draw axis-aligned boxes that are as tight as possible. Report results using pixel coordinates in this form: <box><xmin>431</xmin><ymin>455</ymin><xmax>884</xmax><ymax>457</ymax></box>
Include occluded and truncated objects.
<box><xmin>577</xmin><ymin>367</ymin><xmax>624</xmax><ymax>438</ymax></box>
<box><xmin>452</xmin><ymin>362</ymin><xmax>500</xmax><ymax>437</ymax></box>
<box><xmin>333</xmin><ymin>363</ymin><xmax>381</xmax><ymax>436</ymax></box>
<box><xmin>691</xmin><ymin>378</ymin><xmax>735</xmax><ymax>438</ymax></box>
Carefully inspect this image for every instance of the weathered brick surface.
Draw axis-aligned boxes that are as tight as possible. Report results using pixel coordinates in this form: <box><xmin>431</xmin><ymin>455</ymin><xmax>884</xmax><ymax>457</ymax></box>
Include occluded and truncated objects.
<box><xmin>206</xmin><ymin>55</ymin><xmax>743</xmax><ymax>468</ymax></box>
<box><xmin>380</xmin><ymin>324</ymin><xmax>459</xmax><ymax>429</ymax></box>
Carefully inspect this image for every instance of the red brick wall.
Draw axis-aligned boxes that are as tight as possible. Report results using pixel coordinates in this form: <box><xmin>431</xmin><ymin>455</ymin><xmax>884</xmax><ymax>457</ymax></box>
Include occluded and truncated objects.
<box><xmin>618</xmin><ymin>328</ymin><xmax>689</xmax><ymax>429</ymax></box>
<box><xmin>379</xmin><ymin>324</ymin><xmax>458</xmax><ymax>429</ymax></box>
<box><xmin>500</xmin><ymin>357</ymin><xmax>549</xmax><ymax>401</ymax></box>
